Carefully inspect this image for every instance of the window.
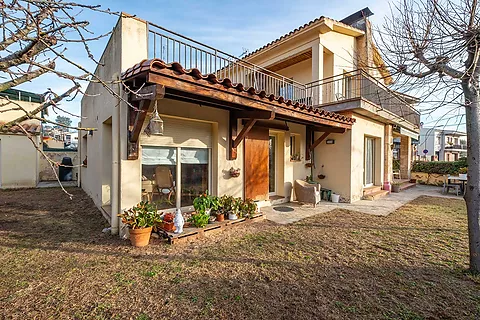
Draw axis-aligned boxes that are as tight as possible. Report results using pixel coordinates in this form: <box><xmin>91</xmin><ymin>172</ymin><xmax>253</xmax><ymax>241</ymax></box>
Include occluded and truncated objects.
<box><xmin>141</xmin><ymin>146</ymin><xmax>210</xmax><ymax>210</ymax></box>
<box><xmin>290</xmin><ymin>134</ymin><xmax>300</xmax><ymax>161</ymax></box>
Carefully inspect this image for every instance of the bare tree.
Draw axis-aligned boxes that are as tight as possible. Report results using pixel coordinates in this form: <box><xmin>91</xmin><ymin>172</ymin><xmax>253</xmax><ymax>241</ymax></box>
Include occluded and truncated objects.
<box><xmin>379</xmin><ymin>0</ymin><xmax>480</xmax><ymax>272</ymax></box>
<box><xmin>0</xmin><ymin>0</ymin><xmax>128</xmax><ymax>195</ymax></box>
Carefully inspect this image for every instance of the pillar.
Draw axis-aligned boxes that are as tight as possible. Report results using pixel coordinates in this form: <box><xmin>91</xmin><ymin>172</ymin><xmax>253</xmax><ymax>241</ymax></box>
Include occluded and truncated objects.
<box><xmin>400</xmin><ymin>135</ymin><xmax>412</xmax><ymax>179</ymax></box>
<box><xmin>311</xmin><ymin>38</ymin><xmax>324</xmax><ymax>105</ymax></box>
<box><xmin>384</xmin><ymin>125</ymin><xmax>393</xmax><ymax>182</ymax></box>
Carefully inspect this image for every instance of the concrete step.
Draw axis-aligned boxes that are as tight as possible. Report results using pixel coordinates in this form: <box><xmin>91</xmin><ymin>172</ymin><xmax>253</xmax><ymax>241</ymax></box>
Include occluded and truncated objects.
<box><xmin>399</xmin><ymin>182</ymin><xmax>416</xmax><ymax>191</ymax></box>
<box><xmin>363</xmin><ymin>190</ymin><xmax>390</xmax><ymax>201</ymax></box>
<box><xmin>363</xmin><ymin>185</ymin><xmax>382</xmax><ymax>196</ymax></box>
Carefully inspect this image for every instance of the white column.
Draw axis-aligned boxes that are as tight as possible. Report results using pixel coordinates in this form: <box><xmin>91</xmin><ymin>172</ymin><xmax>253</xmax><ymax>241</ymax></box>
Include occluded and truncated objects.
<box><xmin>311</xmin><ymin>38</ymin><xmax>324</xmax><ymax>105</ymax></box>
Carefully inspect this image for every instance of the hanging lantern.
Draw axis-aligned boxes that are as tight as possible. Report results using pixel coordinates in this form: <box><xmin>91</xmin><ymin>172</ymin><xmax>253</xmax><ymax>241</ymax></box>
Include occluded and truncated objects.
<box><xmin>149</xmin><ymin>100</ymin><xmax>164</xmax><ymax>135</ymax></box>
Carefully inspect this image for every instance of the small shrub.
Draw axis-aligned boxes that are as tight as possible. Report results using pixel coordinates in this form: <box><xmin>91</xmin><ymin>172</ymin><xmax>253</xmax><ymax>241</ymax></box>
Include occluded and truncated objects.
<box><xmin>412</xmin><ymin>158</ymin><xmax>468</xmax><ymax>175</ymax></box>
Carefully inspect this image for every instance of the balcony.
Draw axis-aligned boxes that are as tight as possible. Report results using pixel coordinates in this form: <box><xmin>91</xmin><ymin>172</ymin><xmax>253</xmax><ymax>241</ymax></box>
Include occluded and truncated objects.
<box><xmin>445</xmin><ymin>144</ymin><xmax>467</xmax><ymax>150</ymax></box>
<box><xmin>147</xmin><ymin>23</ymin><xmax>420</xmax><ymax>128</ymax></box>
<box><xmin>305</xmin><ymin>70</ymin><xmax>420</xmax><ymax>127</ymax></box>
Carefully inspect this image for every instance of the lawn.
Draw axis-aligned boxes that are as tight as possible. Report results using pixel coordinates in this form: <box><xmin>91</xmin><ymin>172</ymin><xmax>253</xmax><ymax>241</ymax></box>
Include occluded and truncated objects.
<box><xmin>0</xmin><ymin>188</ymin><xmax>478</xmax><ymax>319</ymax></box>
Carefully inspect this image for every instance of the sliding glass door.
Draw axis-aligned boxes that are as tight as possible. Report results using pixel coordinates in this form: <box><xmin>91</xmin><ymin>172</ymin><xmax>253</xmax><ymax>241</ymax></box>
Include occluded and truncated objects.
<box><xmin>141</xmin><ymin>146</ymin><xmax>210</xmax><ymax>210</ymax></box>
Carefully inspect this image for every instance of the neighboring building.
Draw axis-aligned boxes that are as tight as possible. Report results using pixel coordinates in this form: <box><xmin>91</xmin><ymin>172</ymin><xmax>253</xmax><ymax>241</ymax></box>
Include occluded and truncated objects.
<box><xmin>80</xmin><ymin>8</ymin><xmax>420</xmax><ymax>235</ymax></box>
<box><xmin>418</xmin><ymin>128</ymin><xmax>467</xmax><ymax>161</ymax></box>
<box><xmin>0</xmin><ymin>89</ymin><xmax>43</xmax><ymax>188</ymax></box>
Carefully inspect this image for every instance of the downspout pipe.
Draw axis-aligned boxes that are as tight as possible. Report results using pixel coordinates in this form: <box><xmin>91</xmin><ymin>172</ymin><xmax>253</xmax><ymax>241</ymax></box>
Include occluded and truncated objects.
<box><xmin>111</xmin><ymin>73</ymin><xmax>121</xmax><ymax>235</ymax></box>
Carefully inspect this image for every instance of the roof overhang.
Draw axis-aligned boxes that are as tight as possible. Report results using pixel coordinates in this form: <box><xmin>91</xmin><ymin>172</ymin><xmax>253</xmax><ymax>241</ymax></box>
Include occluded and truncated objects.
<box><xmin>122</xmin><ymin>59</ymin><xmax>355</xmax><ymax>129</ymax></box>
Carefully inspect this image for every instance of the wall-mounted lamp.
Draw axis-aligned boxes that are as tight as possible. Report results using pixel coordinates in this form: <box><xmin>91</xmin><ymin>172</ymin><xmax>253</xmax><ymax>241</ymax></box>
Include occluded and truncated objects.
<box><xmin>149</xmin><ymin>100</ymin><xmax>164</xmax><ymax>135</ymax></box>
<box><xmin>326</xmin><ymin>139</ymin><xmax>335</xmax><ymax>144</ymax></box>
<box><xmin>88</xmin><ymin>130</ymin><xmax>94</xmax><ymax>136</ymax></box>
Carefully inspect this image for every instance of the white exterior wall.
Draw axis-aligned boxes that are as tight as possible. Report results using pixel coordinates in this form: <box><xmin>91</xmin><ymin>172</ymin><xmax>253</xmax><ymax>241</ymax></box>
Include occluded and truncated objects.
<box><xmin>0</xmin><ymin>134</ymin><xmax>40</xmax><ymax>188</ymax></box>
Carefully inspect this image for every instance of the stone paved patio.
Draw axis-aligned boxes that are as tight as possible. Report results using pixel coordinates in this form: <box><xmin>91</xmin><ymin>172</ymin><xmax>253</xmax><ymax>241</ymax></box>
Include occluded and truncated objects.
<box><xmin>263</xmin><ymin>185</ymin><xmax>462</xmax><ymax>224</ymax></box>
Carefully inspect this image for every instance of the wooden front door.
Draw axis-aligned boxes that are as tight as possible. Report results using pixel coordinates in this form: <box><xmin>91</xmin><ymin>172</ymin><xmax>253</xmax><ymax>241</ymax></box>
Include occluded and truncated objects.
<box><xmin>244</xmin><ymin>125</ymin><xmax>269</xmax><ymax>201</ymax></box>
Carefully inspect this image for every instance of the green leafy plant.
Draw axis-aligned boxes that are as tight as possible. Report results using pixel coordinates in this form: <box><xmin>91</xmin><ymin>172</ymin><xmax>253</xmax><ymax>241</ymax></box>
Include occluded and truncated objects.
<box><xmin>193</xmin><ymin>191</ymin><xmax>219</xmax><ymax>214</ymax></box>
<box><xmin>219</xmin><ymin>195</ymin><xmax>235</xmax><ymax>214</ymax></box>
<box><xmin>459</xmin><ymin>167</ymin><xmax>468</xmax><ymax>174</ymax></box>
<box><xmin>188</xmin><ymin>212</ymin><xmax>209</xmax><ymax>228</ymax></box>
<box><xmin>241</xmin><ymin>198</ymin><xmax>258</xmax><ymax>218</ymax></box>
<box><xmin>411</xmin><ymin>158</ymin><xmax>468</xmax><ymax>175</ymax></box>
<box><xmin>232</xmin><ymin>197</ymin><xmax>243</xmax><ymax>217</ymax></box>
<box><xmin>118</xmin><ymin>202</ymin><xmax>161</xmax><ymax>229</ymax></box>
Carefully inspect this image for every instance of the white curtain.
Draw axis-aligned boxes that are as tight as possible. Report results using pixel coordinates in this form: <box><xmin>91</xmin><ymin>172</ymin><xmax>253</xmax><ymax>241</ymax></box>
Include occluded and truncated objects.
<box><xmin>181</xmin><ymin>148</ymin><xmax>208</xmax><ymax>164</ymax></box>
<box><xmin>142</xmin><ymin>147</ymin><xmax>176</xmax><ymax>165</ymax></box>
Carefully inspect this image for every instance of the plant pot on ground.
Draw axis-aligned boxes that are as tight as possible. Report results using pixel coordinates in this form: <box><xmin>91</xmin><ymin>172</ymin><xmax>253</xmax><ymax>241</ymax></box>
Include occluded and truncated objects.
<box><xmin>162</xmin><ymin>212</ymin><xmax>176</xmax><ymax>232</ymax></box>
<box><xmin>118</xmin><ymin>201</ymin><xmax>161</xmax><ymax>247</ymax></box>
<box><xmin>391</xmin><ymin>183</ymin><xmax>401</xmax><ymax>193</ymax></box>
<box><xmin>215</xmin><ymin>213</ymin><xmax>225</xmax><ymax>222</ymax></box>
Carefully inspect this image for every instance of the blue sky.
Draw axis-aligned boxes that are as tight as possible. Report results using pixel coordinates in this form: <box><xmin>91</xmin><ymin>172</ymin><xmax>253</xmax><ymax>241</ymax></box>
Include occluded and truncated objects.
<box><xmin>14</xmin><ymin>0</ymin><xmax>464</xmax><ymax>131</ymax></box>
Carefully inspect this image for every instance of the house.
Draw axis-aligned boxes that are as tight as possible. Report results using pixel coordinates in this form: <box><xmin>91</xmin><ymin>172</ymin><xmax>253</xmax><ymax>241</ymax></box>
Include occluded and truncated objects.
<box><xmin>418</xmin><ymin>128</ymin><xmax>467</xmax><ymax>161</ymax></box>
<box><xmin>79</xmin><ymin>8</ymin><xmax>420</xmax><ymax>235</ymax></box>
<box><xmin>0</xmin><ymin>89</ymin><xmax>43</xmax><ymax>188</ymax></box>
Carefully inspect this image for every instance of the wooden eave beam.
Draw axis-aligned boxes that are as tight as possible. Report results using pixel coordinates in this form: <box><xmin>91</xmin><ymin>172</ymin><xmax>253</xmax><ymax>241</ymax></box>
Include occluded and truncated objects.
<box><xmin>127</xmin><ymin>84</ymin><xmax>165</xmax><ymax>160</ymax></box>
<box><xmin>311</xmin><ymin>132</ymin><xmax>330</xmax><ymax>150</ymax></box>
<box><xmin>146</xmin><ymin>71</ymin><xmax>352</xmax><ymax>129</ymax></box>
<box><xmin>233</xmin><ymin>110</ymin><xmax>275</xmax><ymax>120</ymax></box>
<box><xmin>233</xmin><ymin>119</ymin><xmax>257</xmax><ymax>148</ymax></box>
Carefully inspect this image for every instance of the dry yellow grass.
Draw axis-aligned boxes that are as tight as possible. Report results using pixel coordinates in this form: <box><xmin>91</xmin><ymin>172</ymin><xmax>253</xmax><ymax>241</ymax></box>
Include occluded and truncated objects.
<box><xmin>0</xmin><ymin>188</ymin><xmax>478</xmax><ymax>319</ymax></box>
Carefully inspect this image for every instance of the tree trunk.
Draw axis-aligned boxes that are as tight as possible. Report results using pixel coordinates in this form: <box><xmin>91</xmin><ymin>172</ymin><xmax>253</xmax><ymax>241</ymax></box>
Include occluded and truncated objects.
<box><xmin>464</xmin><ymin>90</ymin><xmax>480</xmax><ymax>273</ymax></box>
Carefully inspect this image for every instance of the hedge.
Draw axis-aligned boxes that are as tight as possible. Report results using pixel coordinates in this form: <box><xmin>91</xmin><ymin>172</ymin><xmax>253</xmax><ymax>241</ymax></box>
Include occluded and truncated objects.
<box><xmin>411</xmin><ymin>158</ymin><xmax>468</xmax><ymax>174</ymax></box>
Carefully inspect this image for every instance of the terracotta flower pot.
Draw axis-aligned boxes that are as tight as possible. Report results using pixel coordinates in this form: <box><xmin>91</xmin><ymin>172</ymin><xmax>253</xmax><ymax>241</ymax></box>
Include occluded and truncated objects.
<box><xmin>216</xmin><ymin>213</ymin><xmax>225</xmax><ymax>222</ymax></box>
<box><xmin>162</xmin><ymin>222</ymin><xmax>175</xmax><ymax>232</ymax></box>
<box><xmin>129</xmin><ymin>226</ymin><xmax>152</xmax><ymax>247</ymax></box>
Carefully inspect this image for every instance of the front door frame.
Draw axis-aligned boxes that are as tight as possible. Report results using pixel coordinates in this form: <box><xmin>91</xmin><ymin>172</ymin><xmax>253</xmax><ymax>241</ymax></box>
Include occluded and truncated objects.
<box><xmin>269</xmin><ymin>134</ymin><xmax>277</xmax><ymax>196</ymax></box>
<box><xmin>364</xmin><ymin>136</ymin><xmax>375</xmax><ymax>187</ymax></box>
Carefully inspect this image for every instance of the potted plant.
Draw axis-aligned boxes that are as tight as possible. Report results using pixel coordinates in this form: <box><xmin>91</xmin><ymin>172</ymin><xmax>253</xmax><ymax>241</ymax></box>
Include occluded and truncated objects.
<box><xmin>391</xmin><ymin>182</ymin><xmax>401</xmax><ymax>193</ymax></box>
<box><xmin>118</xmin><ymin>202</ymin><xmax>161</xmax><ymax>247</ymax></box>
<box><xmin>241</xmin><ymin>198</ymin><xmax>258</xmax><ymax>218</ymax></box>
<box><xmin>459</xmin><ymin>167</ymin><xmax>468</xmax><ymax>179</ymax></box>
<box><xmin>219</xmin><ymin>195</ymin><xmax>231</xmax><ymax>216</ymax></box>
<box><xmin>188</xmin><ymin>212</ymin><xmax>210</xmax><ymax>228</ymax></box>
<box><xmin>209</xmin><ymin>196</ymin><xmax>223</xmax><ymax>221</ymax></box>
<box><xmin>229</xmin><ymin>197</ymin><xmax>243</xmax><ymax>220</ymax></box>
<box><xmin>193</xmin><ymin>192</ymin><xmax>213</xmax><ymax>215</ymax></box>
<box><xmin>162</xmin><ymin>212</ymin><xmax>175</xmax><ymax>232</ymax></box>
<box><xmin>229</xmin><ymin>167</ymin><xmax>241</xmax><ymax>178</ymax></box>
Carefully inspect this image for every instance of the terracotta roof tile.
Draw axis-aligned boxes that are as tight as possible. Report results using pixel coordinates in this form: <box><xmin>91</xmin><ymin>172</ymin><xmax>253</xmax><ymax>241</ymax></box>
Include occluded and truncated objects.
<box><xmin>122</xmin><ymin>59</ymin><xmax>355</xmax><ymax>126</ymax></box>
<box><xmin>0</xmin><ymin>119</ymin><xmax>41</xmax><ymax>135</ymax></box>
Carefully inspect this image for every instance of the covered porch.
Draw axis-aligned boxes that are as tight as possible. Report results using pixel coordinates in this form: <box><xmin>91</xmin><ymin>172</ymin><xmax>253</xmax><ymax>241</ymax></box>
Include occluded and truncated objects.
<box><xmin>121</xmin><ymin>59</ymin><xmax>355</xmax><ymax>213</ymax></box>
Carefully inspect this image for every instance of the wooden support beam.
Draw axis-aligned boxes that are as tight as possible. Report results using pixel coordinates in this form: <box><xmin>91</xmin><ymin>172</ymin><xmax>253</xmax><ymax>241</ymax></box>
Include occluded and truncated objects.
<box><xmin>228</xmin><ymin>111</ymin><xmax>238</xmax><ymax>160</ymax></box>
<box><xmin>311</xmin><ymin>132</ymin><xmax>330</xmax><ymax>150</ymax></box>
<box><xmin>306</xmin><ymin>126</ymin><xmax>313</xmax><ymax>161</ymax></box>
<box><xmin>127</xmin><ymin>84</ymin><xmax>165</xmax><ymax>160</ymax></box>
<box><xmin>233</xmin><ymin>110</ymin><xmax>275</xmax><ymax>120</ymax></box>
<box><xmin>130</xmin><ymin>84</ymin><xmax>165</xmax><ymax>102</ymax></box>
<box><xmin>242</xmin><ymin>119</ymin><xmax>289</xmax><ymax>131</ymax></box>
<box><xmin>311</xmin><ymin>125</ymin><xmax>346</xmax><ymax>134</ymax></box>
<box><xmin>233</xmin><ymin>119</ymin><xmax>257</xmax><ymax>148</ymax></box>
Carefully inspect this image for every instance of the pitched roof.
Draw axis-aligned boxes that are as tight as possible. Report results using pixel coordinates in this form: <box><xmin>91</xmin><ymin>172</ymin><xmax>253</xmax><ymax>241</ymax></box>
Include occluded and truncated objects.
<box><xmin>0</xmin><ymin>119</ymin><xmax>42</xmax><ymax>135</ymax></box>
<box><xmin>241</xmin><ymin>17</ymin><xmax>364</xmax><ymax>61</ymax></box>
<box><xmin>122</xmin><ymin>59</ymin><xmax>356</xmax><ymax>126</ymax></box>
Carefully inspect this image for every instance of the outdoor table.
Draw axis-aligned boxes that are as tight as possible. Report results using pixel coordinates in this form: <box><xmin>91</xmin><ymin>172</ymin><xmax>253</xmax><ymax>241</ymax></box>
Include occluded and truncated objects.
<box><xmin>448</xmin><ymin>175</ymin><xmax>467</xmax><ymax>194</ymax></box>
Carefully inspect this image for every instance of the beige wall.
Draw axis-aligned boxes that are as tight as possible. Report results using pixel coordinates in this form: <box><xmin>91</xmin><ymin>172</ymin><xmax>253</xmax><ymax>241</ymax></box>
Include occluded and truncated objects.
<box><xmin>0</xmin><ymin>134</ymin><xmax>40</xmax><ymax>188</ymax></box>
<box><xmin>275</xmin><ymin>59</ymin><xmax>312</xmax><ymax>84</ymax></box>
<box><xmin>39</xmin><ymin>151</ymin><xmax>79</xmax><ymax>181</ymax></box>
<box><xmin>350</xmin><ymin>113</ymin><xmax>385</xmax><ymax>202</ymax></box>
<box><xmin>80</xmin><ymin>15</ymin><xmax>148</xmax><ymax>220</ymax></box>
<box><xmin>1</xmin><ymin>100</ymin><xmax>39</xmax><ymax>122</ymax></box>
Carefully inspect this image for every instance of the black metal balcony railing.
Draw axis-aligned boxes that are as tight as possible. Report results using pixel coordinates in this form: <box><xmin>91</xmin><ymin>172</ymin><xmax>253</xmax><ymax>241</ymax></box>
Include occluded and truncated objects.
<box><xmin>146</xmin><ymin>23</ymin><xmax>420</xmax><ymax>127</ymax></box>
<box><xmin>147</xmin><ymin>22</ymin><xmax>307</xmax><ymax>102</ymax></box>
<box><xmin>445</xmin><ymin>144</ymin><xmax>467</xmax><ymax>150</ymax></box>
<box><xmin>305</xmin><ymin>70</ymin><xmax>421</xmax><ymax>126</ymax></box>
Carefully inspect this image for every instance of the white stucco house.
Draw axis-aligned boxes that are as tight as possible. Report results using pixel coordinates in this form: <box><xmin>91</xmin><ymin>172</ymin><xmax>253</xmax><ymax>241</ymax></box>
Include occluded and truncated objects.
<box><xmin>80</xmin><ymin>8</ymin><xmax>420</xmax><ymax>235</ymax></box>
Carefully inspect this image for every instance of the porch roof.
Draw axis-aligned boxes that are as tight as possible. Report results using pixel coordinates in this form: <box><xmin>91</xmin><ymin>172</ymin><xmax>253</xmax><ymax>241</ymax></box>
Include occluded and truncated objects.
<box><xmin>122</xmin><ymin>59</ymin><xmax>355</xmax><ymax>129</ymax></box>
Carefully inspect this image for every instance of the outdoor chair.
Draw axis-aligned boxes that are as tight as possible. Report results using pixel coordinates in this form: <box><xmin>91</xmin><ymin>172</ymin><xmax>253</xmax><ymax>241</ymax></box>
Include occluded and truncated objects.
<box><xmin>154</xmin><ymin>167</ymin><xmax>175</xmax><ymax>202</ymax></box>
<box><xmin>294</xmin><ymin>180</ymin><xmax>321</xmax><ymax>207</ymax></box>
<box><xmin>442</xmin><ymin>175</ymin><xmax>461</xmax><ymax>196</ymax></box>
